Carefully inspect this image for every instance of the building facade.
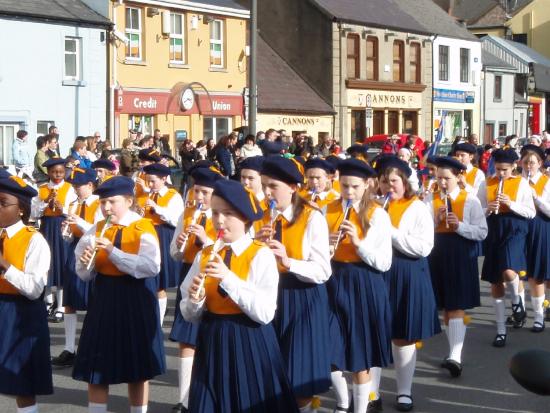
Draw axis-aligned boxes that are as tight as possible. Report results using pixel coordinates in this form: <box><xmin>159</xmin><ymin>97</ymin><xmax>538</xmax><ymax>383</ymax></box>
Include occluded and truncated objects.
<box><xmin>0</xmin><ymin>1</ymin><xmax>109</xmax><ymax>163</ymax></box>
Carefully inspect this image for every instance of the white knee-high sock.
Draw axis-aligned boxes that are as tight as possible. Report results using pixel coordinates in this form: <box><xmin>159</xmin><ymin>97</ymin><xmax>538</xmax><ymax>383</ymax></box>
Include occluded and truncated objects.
<box><xmin>369</xmin><ymin>367</ymin><xmax>382</xmax><ymax>401</ymax></box>
<box><xmin>56</xmin><ymin>288</ymin><xmax>64</xmax><ymax>312</ymax></box>
<box><xmin>532</xmin><ymin>295</ymin><xmax>545</xmax><ymax>324</ymax></box>
<box><xmin>179</xmin><ymin>357</ymin><xmax>194</xmax><ymax>407</ymax></box>
<box><xmin>158</xmin><ymin>297</ymin><xmax>168</xmax><ymax>326</ymax></box>
<box><xmin>130</xmin><ymin>406</ymin><xmax>147</xmax><ymax>413</ymax></box>
<box><xmin>330</xmin><ymin>370</ymin><xmax>349</xmax><ymax>409</ymax></box>
<box><xmin>17</xmin><ymin>405</ymin><xmax>38</xmax><ymax>413</ymax></box>
<box><xmin>45</xmin><ymin>291</ymin><xmax>54</xmax><ymax>305</ymax></box>
<box><xmin>299</xmin><ymin>402</ymin><xmax>312</xmax><ymax>413</ymax></box>
<box><xmin>494</xmin><ymin>297</ymin><xmax>506</xmax><ymax>335</ymax></box>
<box><xmin>392</xmin><ymin>343</ymin><xmax>416</xmax><ymax>401</ymax></box>
<box><xmin>506</xmin><ymin>275</ymin><xmax>520</xmax><ymax>305</ymax></box>
<box><xmin>519</xmin><ymin>288</ymin><xmax>526</xmax><ymax>308</ymax></box>
<box><xmin>64</xmin><ymin>313</ymin><xmax>77</xmax><ymax>353</ymax></box>
<box><xmin>447</xmin><ymin>318</ymin><xmax>466</xmax><ymax>363</ymax></box>
<box><xmin>88</xmin><ymin>403</ymin><xmax>107</xmax><ymax>413</ymax></box>
<box><xmin>352</xmin><ymin>381</ymin><xmax>371</xmax><ymax>413</ymax></box>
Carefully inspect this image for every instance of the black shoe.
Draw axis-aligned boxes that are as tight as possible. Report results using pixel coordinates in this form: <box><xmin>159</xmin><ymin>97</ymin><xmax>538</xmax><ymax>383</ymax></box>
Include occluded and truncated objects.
<box><xmin>442</xmin><ymin>358</ymin><xmax>462</xmax><ymax>378</ymax></box>
<box><xmin>171</xmin><ymin>403</ymin><xmax>188</xmax><ymax>413</ymax></box>
<box><xmin>367</xmin><ymin>397</ymin><xmax>383</xmax><ymax>412</ymax></box>
<box><xmin>512</xmin><ymin>298</ymin><xmax>526</xmax><ymax>326</ymax></box>
<box><xmin>395</xmin><ymin>395</ymin><xmax>413</xmax><ymax>412</ymax></box>
<box><xmin>51</xmin><ymin>350</ymin><xmax>75</xmax><ymax>367</ymax></box>
<box><xmin>545</xmin><ymin>307</ymin><xmax>550</xmax><ymax>322</ymax></box>
<box><xmin>48</xmin><ymin>311</ymin><xmax>64</xmax><ymax>323</ymax></box>
<box><xmin>531</xmin><ymin>321</ymin><xmax>545</xmax><ymax>333</ymax></box>
<box><xmin>492</xmin><ymin>333</ymin><xmax>507</xmax><ymax>348</ymax></box>
<box><xmin>333</xmin><ymin>407</ymin><xmax>350</xmax><ymax>413</ymax></box>
<box><xmin>46</xmin><ymin>300</ymin><xmax>57</xmax><ymax>317</ymax></box>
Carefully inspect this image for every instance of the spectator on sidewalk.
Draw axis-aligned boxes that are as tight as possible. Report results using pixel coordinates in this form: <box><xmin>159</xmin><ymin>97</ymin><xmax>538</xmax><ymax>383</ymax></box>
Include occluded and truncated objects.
<box><xmin>12</xmin><ymin>130</ymin><xmax>33</xmax><ymax>169</ymax></box>
<box><xmin>240</xmin><ymin>134</ymin><xmax>263</xmax><ymax>158</ymax></box>
<box><xmin>33</xmin><ymin>136</ymin><xmax>49</xmax><ymax>183</ymax></box>
<box><xmin>45</xmin><ymin>134</ymin><xmax>60</xmax><ymax>158</ymax></box>
<box><xmin>314</xmin><ymin>134</ymin><xmax>334</xmax><ymax>158</ymax></box>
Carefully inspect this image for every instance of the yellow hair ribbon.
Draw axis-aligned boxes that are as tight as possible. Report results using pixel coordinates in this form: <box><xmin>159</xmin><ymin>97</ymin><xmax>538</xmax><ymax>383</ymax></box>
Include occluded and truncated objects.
<box><xmin>290</xmin><ymin>158</ymin><xmax>305</xmax><ymax>178</ymax></box>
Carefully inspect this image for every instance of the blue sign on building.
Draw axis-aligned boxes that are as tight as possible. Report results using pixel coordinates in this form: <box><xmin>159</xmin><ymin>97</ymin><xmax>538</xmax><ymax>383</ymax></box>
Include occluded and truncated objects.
<box><xmin>434</xmin><ymin>88</ymin><xmax>475</xmax><ymax>104</ymax></box>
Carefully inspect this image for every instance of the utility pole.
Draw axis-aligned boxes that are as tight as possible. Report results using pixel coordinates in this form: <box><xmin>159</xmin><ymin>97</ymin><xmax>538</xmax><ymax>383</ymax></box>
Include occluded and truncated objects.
<box><xmin>248</xmin><ymin>0</ymin><xmax>257</xmax><ymax>136</ymax></box>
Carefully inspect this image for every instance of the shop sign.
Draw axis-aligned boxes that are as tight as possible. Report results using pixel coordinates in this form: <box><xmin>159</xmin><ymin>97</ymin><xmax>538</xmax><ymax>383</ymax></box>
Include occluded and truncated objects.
<box><xmin>433</xmin><ymin>88</ymin><xmax>475</xmax><ymax>104</ymax></box>
<box><xmin>348</xmin><ymin>90</ymin><xmax>422</xmax><ymax>109</ymax></box>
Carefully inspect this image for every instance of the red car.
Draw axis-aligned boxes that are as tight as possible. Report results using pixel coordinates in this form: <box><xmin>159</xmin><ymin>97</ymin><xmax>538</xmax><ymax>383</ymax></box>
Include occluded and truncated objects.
<box><xmin>363</xmin><ymin>134</ymin><xmax>427</xmax><ymax>167</ymax></box>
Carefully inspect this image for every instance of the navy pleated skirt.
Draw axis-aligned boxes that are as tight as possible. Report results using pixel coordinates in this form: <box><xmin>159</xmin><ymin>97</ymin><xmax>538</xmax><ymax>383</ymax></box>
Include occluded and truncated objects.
<box><xmin>0</xmin><ymin>294</ymin><xmax>53</xmax><ymax>396</ymax></box>
<box><xmin>327</xmin><ymin>261</ymin><xmax>392</xmax><ymax>372</ymax></box>
<box><xmin>272</xmin><ymin>273</ymin><xmax>331</xmax><ymax>398</ymax></box>
<box><xmin>189</xmin><ymin>313</ymin><xmax>299</xmax><ymax>413</ymax></box>
<box><xmin>429</xmin><ymin>233</ymin><xmax>480</xmax><ymax>311</ymax></box>
<box><xmin>40</xmin><ymin>215</ymin><xmax>70</xmax><ymax>287</ymax></box>
<box><xmin>170</xmin><ymin>263</ymin><xmax>199</xmax><ymax>345</ymax></box>
<box><xmin>63</xmin><ymin>237</ymin><xmax>91</xmax><ymax>310</ymax></box>
<box><xmin>155</xmin><ymin>224</ymin><xmax>182</xmax><ymax>290</ymax></box>
<box><xmin>526</xmin><ymin>213</ymin><xmax>550</xmax><ymax>281</ymax></box>
<box><xmin>384</xmin><ymin>251</ymin><xmax>441</xmax><ymax>341</ymax></box>
<box><xmin>481</xmin><ymin>214</ymin><xmax>528</xmax><ymax>284</ymax></box>
<box><xmin>72</xmin><ymin>274</ymin><xmax>165</xmax><ymax>384</ymax></box>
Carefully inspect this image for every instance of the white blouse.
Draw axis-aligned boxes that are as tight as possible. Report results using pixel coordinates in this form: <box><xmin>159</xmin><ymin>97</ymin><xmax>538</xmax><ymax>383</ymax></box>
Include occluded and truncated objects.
<box><xmin>391</xmin><ymin>199</ymin><xmax>434</xmax><ymax>258</ymax></box>
<box><xmin>478</xmin><ymin>177</ymin><xmax>536</xmax><ymax>219</ymax></box>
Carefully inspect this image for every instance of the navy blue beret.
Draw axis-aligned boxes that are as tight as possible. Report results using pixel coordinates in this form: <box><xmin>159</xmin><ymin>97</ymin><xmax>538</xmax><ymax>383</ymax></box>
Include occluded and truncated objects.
<box><xmin>138</xmin><ymin>149</ymin><xmax>161</xmax><ymax>162</ymax></box>
<box><xmin>492</xmin><ymin>148</ymin><xmax>518</xmax><ymax>164</ymax></box>
<box><xmin>67</xmin><ymin>167</ymin><xmax>98</xmax><ymax>185</ymax></box>
<box><xmin>42</xmin><ymin>157</ymin><xmax>66</xmax><ymax>168</ymax></box>
<box><xmin>190</xmin><ymin>166</ymin><xmax>224</xmax><ymax>188</ymax></box>
<box><xmin>0</xmin><ymin>175</ymin><xmax>38</xmax><ymax>200</ymax></box>
<box><xmin>520</xmin><ymin>144</ymin><xmax>545</xmax><ymax>160</ymax></box>
<box><xmin>338</xmin><ymin>158</ymin><xmax>376</xmax><ymax>178</ymax></box>
<box><xmin>261</xmin><ymin>156</ymin><xmax>304</xmax><ymax>185</ymax></box>
<box><xmin>0</xmin><ymin>168</ymin><xmax>12</xmax><ymax>179</ymax></box>
<box><xmin>239</xmin><ymin>156</ymin><xmax>264</xmax><ymax>173</ymax></box>
<box><xmin>325</xmin><ymin>155</ymin><xmax>342</xmax><ymax>171</ymax></box>
<box><xmin>454</xmin><ymin>143</ymin><xmax>477</xmax><ymax>155</ymax></box>
<box><xmin>260</xmin><ymin>140</ymin><xmax>284</xmax><ymax>155</ymax></box>
<box><xmin>143</xmin><ymin>163</ymin><xmax>171</xmax><ymax>177</ymax></box>
<box><xmin>305</xmin><ymin>158</ymin><xmax>335</xmax><ymax>174</ymax></box>
<box><xmin>346</xmin><ymin>144</ymin><xmax>368</xmax><ymax>156</ymax></box>
<box><xmin>93</xmin><ymin>176</ymin><xmax>134</xmax><ymax>198</ymax></box>
<box><xmin>213</xmin><ymin>180</ymin><xmax>263</xmax><ymax>222</ymax></box>
<box><xmin>92</xmin><ymin>159</ymin><xmax>116</xmax><ymax>171</ymax></box>
<box><xmin>426</xmin><ymin>156</ymin><xmax>438</xmax><ymax>165</ymax></box>
<box><xmin>433</xmin><ymin>156</ymin><xmax>466</xmax><ymax>171</ymax></box>
<box><xmin>374</xmin><ymin>155</ymin><xmax>412</xmax><ymax>178</ymax></box>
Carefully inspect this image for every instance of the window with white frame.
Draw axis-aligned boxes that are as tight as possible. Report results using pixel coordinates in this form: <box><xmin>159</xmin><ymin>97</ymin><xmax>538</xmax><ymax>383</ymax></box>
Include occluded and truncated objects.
<box><xmin>209</xmin><ymin>19</ymin><xmax>224</xmax><ymax>68</ymax></box>
<box><xmin>125</xmin><ymin>7</ymin><xmax>142</xmax><ymax>60</ymax></box>
<box><xmin>64</xmin><ymin>37</ymin><xmax>81</xmax><ymax>80</ymax></box>
<box><xmin>37</xmin><ymin>121</ymin><xmax>55</xmax><ymax>135</ymax></box>
<box><xmin>203</xmin><ymin>117</ymin><xmax>231</xmax><ymax>141</ymax></box>
<box><xmin>170</xmin><ymin>13</ymin><xmax>185</xmax><ymax>63</ymax></box>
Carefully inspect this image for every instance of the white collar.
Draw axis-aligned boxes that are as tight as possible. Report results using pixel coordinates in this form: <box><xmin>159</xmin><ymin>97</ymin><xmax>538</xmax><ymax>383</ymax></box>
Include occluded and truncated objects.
<box><xmin>278</xmin><ymin>203</ymin><xmax>294</xmax><ymax>222</ymax></box>
<box><xmin>466</xmin><ymin>163</ymin><xmax>473</xmax><ymax>172</ymax></box>
<box><xmin>48</xmin><ymin>180</ymin><xmax>65</xmax><ymax>189</ymax></box>
<box><xmin>340</xmin><ymin>198</ymin><xmax>359</xmax><ymax>213</ymax></box>
<box><xmin>525</xmin><ymin>171</ymin><xmax>542</xmax><ymax>183</ymax></box>
<box><xmin>151</xmin><ymin>186</ymin><xmax>169</xmax><ymax>197</ymax></box>
<box><xmin>439</xmin><ymin>186</ymin><xmax>460</xmax><ymax>200</ymax></box>
<box><xmin>2</xmin><ymin>220</ymin><xmax>25</xmax><ymax>238</ymax></box>
<box><xmin>255</xmin><ymin>191</ymin><xmax>265</xmax><ymax>202</ymax></box>
<box><xmin>72</xmin><ymin>194</ymin><xmax>99</xmax><ymax>207</ymax></box>
<box><xmin>113</xmin><ymin>210</ymin><xmax>142</xmax><ymax>227</ymax></box>
<box><xmin>225</xmin><ymin>234</ymin><xmax>253</xmax><ymax>257</ymax></box>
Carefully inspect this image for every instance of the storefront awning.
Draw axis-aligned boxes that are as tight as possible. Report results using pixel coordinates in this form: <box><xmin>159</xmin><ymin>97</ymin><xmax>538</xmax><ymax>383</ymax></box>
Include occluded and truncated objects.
<box><xmin>533</xmin><ymin>63</ymin><xmax>550</xmax><ymax>93</ymax></box>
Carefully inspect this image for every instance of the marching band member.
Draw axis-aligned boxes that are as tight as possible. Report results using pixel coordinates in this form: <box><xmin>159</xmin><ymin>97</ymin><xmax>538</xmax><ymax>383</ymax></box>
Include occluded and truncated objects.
<box><xmin>479</xmin><ymin>149</ymin><xmax>536</xmax><ymax>347</ymax></box>
<box><xmin>418</xmin><ymin>157</ymin><xmax>438</xmax><ymax>200</ymax></box>
<box><xmin>180</xmin><ymin>179</ymin><xmax>299</xmax><ymax>413</ymax></box>
<box><xmin>134</xmin><ymin>149</ymin><xmax>161</xmax><ymax>200</ymax></box>
<box><xmin>256</xmin><ymin>156</ymin><xmax>332</xmax><ymax>413</ymax></box>
<box><xmin>520</xmin><ymin>145</ymin><xmax>550</xmax><ymax>332</ymax></box>
<box><xmin>453</xmin><ymin>143</ymin><xmax>486</xmax><ymax>195</ymax></box>
<box><xmin>52</xmin><ymin>168</ymin><xmax>103</xmax><ymax>368</ymax></box>
<box><xmin>377</xmin><ymin>157</ymin><xmax>439</xmax><ymax>412</ymax></box>
<box><xmin>31</xmin><ymin>158</ymin><xmax>77</xmax><ymax>323</ymax></box>
<box><xmin>239</xmin><ymin>156</ymin><xmax>267</xmax><ymax>209</ymax></box>
<box><xmin>325</xmin><ymin>155</ymin><xmax>342</xmax><ymax>195</ymax></box>
<box><xmin>169</xmin><ymin>166</ymin><xmax>222</xmax><ymax>413</ymax></box>
<box><xmin>73</xmin><ymin>176</ymin><xmax>164</xmax><ymax>413</ymax></box>
<box><xmin>303</xmin><ymin>158</ymin><xmax>340</xmax><ymax>209</ymax></box>
<box><xmin>426</xmin><ymin>157</ymin><xmax>487</xmax><ymax>377</ymax></box>
<box><xmin>326</xmin><ymin>159</ymin><xmax>392</xmax><ymax>413</ymax></box>
<box><xmin>140</xmin><ymin>163</ymin><xmax>184</xmax><ymax>326</ymax></box>
<box><xmin>0</xmin><ymin>175</ymin><xmax>53</xmax><ymax>413</ymax></box>
<box><xmin>91</xmin><ymin>159</ymin><xmax>117</xmax><ymax>184</ymax></box>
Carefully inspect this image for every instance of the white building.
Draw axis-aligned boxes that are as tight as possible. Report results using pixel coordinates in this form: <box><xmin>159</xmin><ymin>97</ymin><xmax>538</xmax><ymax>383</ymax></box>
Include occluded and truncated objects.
<box><xmin>0</xmin><ymin>0</ymin><xmax>110</xmax><ymax>164</ymax></box>
<box><xmin>432</xmin><ymin>36</ymin><xmax>482</xmax><ymax>142</ymax></box>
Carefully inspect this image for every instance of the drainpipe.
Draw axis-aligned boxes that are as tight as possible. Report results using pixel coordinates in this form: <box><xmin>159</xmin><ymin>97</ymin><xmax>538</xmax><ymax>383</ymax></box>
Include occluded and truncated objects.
<box><xmin>110</xmin><ymin>1</ymin><xmax>118</xmax><ymax>146</ymax></box>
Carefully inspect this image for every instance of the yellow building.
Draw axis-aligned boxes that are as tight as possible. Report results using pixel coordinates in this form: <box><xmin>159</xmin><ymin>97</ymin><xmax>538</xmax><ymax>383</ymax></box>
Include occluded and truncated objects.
<box><xmin>506</xmin><ymin>0</ymin><xmax>550</xmax><ymax>59</ymax></box>
<box><xmin>107</xmin><ymin>0</ymin><xmax>249</xmax><ymax>150</ymax></box>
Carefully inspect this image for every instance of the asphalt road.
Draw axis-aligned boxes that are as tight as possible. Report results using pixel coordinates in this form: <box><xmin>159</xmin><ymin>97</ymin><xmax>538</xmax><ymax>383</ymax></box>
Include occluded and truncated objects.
<box><xmin>1</xmin><ymin>278</ymin><xmax>550</xmax><ymax>412</ymax></box>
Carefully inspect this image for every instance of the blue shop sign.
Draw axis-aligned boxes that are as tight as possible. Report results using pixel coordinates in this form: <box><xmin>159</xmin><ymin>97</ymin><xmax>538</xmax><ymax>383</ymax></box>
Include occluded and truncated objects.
<box><xmin>434</xmin><ymin>88</ymin><xmax>475</xmax><ymax>103</ymax></box>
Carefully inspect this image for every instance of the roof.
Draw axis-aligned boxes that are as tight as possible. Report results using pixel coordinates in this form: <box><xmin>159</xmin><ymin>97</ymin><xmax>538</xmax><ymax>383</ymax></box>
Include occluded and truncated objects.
<box><xmin>185</xmin><ymin>0</ymin><xmax>247</xmax><ymax>10</ymax></box>
<box><xmin>510</xmin><ymin>0</ymin><xmax>534</xmax><ymax>16</ymax></box>
<box><xmin>311</xmin><ymin>0</ymin><xmax>478</xmax><ymax>40</ymax></box>
<box><xmin>257</xmin><ymin>36</ymin><xmax>335</xmax><ymax>115</ymax></box>
<box><xmin>432</xmin><ymin>0</ymin><xmax>499</xmax><ymax>24</ymax></box>
<box><xmin>0</xmin><ymin>0</ymin><xmax>111</xmax><ymax>26</ymax></box>
<box><xmin>397</xmin><ymin>0</ymin><xmax>478</xmax><ymax>41</ymax></box>
<box><xmin>130</xmin><ymin>0</ymin><xmax>249</xmax><ymax>18</ymax></box>
<box><xmin>485</xmin><ymin>35</ymin><xmax>550</xmax><ymax>67</ymax></box>
<box><xmin>482</xmin><ymin>49</ymin><xmax>517</xmax><ymax>70</ymax></box>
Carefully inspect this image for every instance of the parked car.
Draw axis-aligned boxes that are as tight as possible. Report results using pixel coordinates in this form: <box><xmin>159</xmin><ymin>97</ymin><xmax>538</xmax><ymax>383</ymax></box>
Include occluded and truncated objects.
<box><xmin>363</xmin><ymin>134</ymin><xmax>427</xmax><ymax>165</ymax></box>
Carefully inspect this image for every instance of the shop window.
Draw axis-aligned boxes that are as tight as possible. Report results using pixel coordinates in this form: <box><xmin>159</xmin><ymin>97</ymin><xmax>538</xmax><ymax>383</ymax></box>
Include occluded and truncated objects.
<box><xmin>170</xmin><ymin>13</ymin><xmax>185</xmax><ymax>63</ymax></box>
<box><xmin>209</xmin><ymin>19</ymin><xmax>224</xmax><ymax>68</ymax></box>
<box><xmin>393</xmin><ymin>40</ymin><xmax>404</xmax><ymax>82</ymax></box>
<box><xmin>204</xmin><ymin>117</ymin><xmax>231</xmax><ymax>141</ymax></box>
<box><xmin>37</xmin><ymin>121</ymin><xmax>55</xmax><ymax>135</ymax></box>
<box><xmin>351</xmin><ymin>110</ymin><xmax>366</xmax><ymax>141</ymax></box>
<box><xmin>0</xmin><ymin>124</ymin><xmax>18</xmax><ymax>165</ymax></box>
<box><xmin>125</xmin><ymin>7</ymin><xmax>142</xmax><ymax>60</ymax></box>
<box><xmin>64</xmin><ymin>37</ymin><xmax>81</xmax><ymax>80</ymax></box>
<box><xmin>403</xmin><ymin>111</ymin><xmax>418</xmax><ymax>135</ymax></box>
<box><xmin>373</xmin><ymin>111</ymin><xmax>384</xmax><ymax>135</ymax></box>
<box><xmin>366</xmin><ymin>36</ymin><xmax>378</xmax><ymax>81</ymax></box>
<box><xmin>347</xmin><ymin>34</ymin><xmax>360</xmax><ymax>79</ymax></box>
<box><xmin>439</xmin><ymin>45</ymin><xmax>449</xmax><ymax>81</ymax></box>
<box><xmin>494</xmin><ymin>75</ymin><xmax>502</xmax><ymax>101</ymax></box>
<box><xmin>409</xmin><ymin>42</ymin><xmax>420</xmax><ymax>84</ymax></box>
<box><xmin>388</xmin><ymin>111</ymin><xmax>399</xmax><ymax>134</ymax></box>
<box><xmin>129</xmin><ymin>115</ymin><xmax>154</xmax><ymax>136</ymax></box>
<box><xmin>460</xmin><ymin>48</ymin><xmax>470</xmax><ymax>83</ymax></box>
